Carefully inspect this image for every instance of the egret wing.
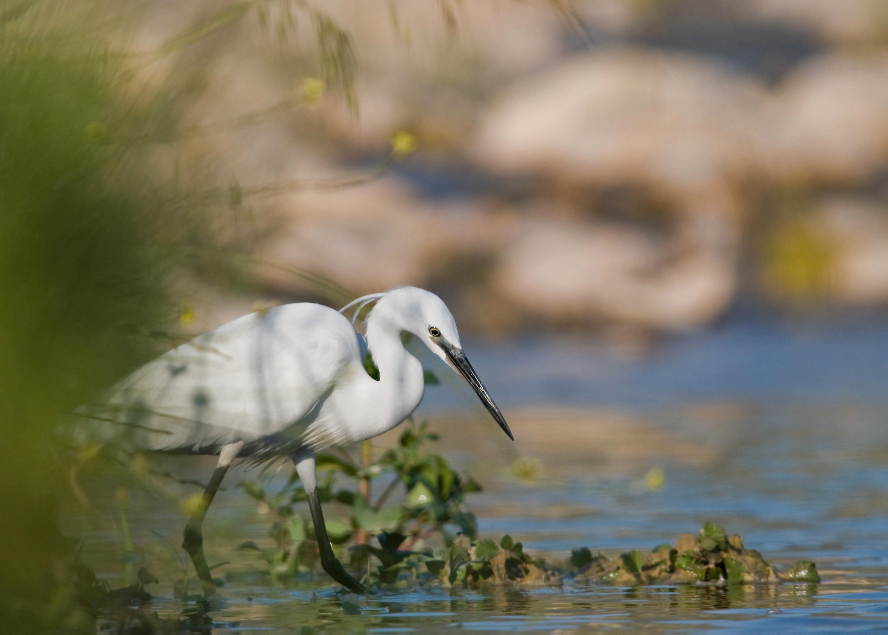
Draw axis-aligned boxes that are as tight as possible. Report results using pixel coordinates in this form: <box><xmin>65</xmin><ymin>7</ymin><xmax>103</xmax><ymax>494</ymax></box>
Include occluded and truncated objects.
<box><xmin>77</xmin><ymin>304</ymin><xmax>361</xmax><ymax>456</ymax></box>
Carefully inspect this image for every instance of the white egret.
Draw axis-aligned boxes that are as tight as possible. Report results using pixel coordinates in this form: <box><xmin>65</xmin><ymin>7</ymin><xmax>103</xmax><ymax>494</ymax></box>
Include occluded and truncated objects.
<box><xmin>79</xmin><ymin>286</ymin><xmax>512</xmax><ymax>594</ymax></box>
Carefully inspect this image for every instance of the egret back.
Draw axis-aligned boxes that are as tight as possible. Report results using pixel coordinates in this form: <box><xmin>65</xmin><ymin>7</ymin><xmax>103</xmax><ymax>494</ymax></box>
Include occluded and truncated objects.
<box><xmin>76</xmin><ymin>303</ymin><xmax>363</xmax><ymax>455</ymax></box>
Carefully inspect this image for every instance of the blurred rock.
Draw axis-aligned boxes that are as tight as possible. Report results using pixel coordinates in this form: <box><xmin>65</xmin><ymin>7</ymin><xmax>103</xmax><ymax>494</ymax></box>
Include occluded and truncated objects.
<box><xmin>820</xmin><ymin>196</ymin><xmax>888</xmax><ymax>304</ymax></box>
<box><xmin>768</xmin><ymin>53</ymin><xmax>888</xmax><ymax>185</ymax></box>
<box><xmin>743</xmin><ymin>0</ymin><xmax>888</xmax><ymax>45</ymax></box>
<box><xmin>472</xmin><ymin>49</ymin><xmax>768</xmax><ymax>208</ymax></box>
<box><xmin>309</xmin><ymin>1</ymin><xmax>564</xmax><ymax>153</ymax></box>
<box><xmin>256</xmin><ymin>177</ymin><xmax>519</xmax><ymax>296</ymax></box>
<box><xmin>493</xmin><ymin>213</ymin><xmax>737</xmax><ymax>330</ymax></box>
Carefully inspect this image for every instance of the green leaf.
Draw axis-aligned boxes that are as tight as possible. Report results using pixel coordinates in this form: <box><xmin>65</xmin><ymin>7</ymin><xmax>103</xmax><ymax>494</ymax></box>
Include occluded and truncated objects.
<box><xmin>621</xmin><ymin>551</ymin><xmax>644</xmax><ymax>574</ymax></box>
<box><xmin>474</xmin><ymin>539</ymin><xmax>499</xmax><ymax>561</ymax></box>
<box><xmin>333</xmin><ymin>489</ymin><xmax>356</xmax><ymax>506</ymax></box>
<box><xmin>376</xmin><ymin>505</ymin><xmax>405</xmax><ymax>532</ymax></box>
<box><xmin>407</xmin><ymin>482</ymin><xmax>434</xmax><ymax>508</ymax></box>
<box><xmin>237</xmin><ymin>541</ymin><xmax>262</xmax><ymax>552</ymax></box>
<box><xmin>724</xmin><ymin>558</ymin><xmax>745</xmax><ymax>584</ymax></box>
<box><xmin>240</xmin><ymin>481</ymin><xmax>265</xmax><ymax>500</ymax></box>
<box><xmin>439</xmin><ymin>462</ymin><xmax>456</xmax><ymax>501</ymax></box>
<box><xmin>570</xmin><ymin>547</ymin><xmax>593</xmax><ymax>570</ymax></box>
<box><xmin>449</xmin><ymin>559</ymin><xmax>469</xmax><ymax>585</ymax></box>
<box><xmin>285</xmin><ymin>516</ymin><xmax>306</xmax><ymax>543</ymax></box>
<box><xmin>324</xmin><ymin>519</ymin><xmax>352</xmax><ymax>541</ymax></box>
<box><xmin>698</xmin><ymin>537</ymin><xmax>717</xmax><ymax>552</ymax></box>
<box><xmin>675</xmin><ymin>554</ymin><xmax>706</xmax><ymax>580</ymax></box>
<box><xmin>500</xmin><ymin>535</ymin><xmax>514</xmax><ymax>551</ymax></box>
<box><xmin>462</xmin><ymin>476</ymin><xmax>483</xmax><ymax>494</ymax></box>
<box><xmin>341</xmin><ymin>600</ymin><xmax>362</xmax><ymax>615</ymax></box>
<box><xmin>425</xmin><ymin>559</ymin><xmax>446</xmax><ymax>576</ymax></box>
<box><xmin>423</xmin><ymin>370</ymin><xmax>439</xmax><ymax>385</ymax></box>
<box><xmin>378</xmin><ymin>532</ymin><xmax>407</xmax><ymax>553</ymax></box>
<box><xmin>353</xmin><ymin>495</ymin><xmax>403</xmax><ymax>533</ymax></box>
<box><xmin>699</xmin><ymin>521</ymin><xmax>728</xmax><ymax>548</ymax></box>
<box><xmin>316</xmin><ymin>453</ymin><xmax>359</xmax><ymax>478</ymax></box>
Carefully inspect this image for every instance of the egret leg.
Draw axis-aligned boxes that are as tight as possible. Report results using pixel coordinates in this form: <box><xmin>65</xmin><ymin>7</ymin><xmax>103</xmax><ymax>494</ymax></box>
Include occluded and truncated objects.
<box><xmin>294</xmin><ymin>455</ymin><xmax>366</xmax><ymax>593</ymax></box>
<box><xmin>182</xmin><ymin>441</ymin><xmax>243</xmax><ymax>597</ymax></box>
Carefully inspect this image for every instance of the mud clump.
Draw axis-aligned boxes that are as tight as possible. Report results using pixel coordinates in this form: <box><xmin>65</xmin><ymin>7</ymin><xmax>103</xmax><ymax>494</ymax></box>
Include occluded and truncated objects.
<box><xmin>572</xmin><ymin>522</ymin><xmax>819</xmax><ymax>586</ymax></box>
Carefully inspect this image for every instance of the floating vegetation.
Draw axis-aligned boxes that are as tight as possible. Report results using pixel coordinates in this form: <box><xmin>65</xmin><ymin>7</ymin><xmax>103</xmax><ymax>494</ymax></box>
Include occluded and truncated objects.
<box><xmin>571</xmin><ymin>522</ymin><xmax>819</xmax><ymax>586</ymax></box>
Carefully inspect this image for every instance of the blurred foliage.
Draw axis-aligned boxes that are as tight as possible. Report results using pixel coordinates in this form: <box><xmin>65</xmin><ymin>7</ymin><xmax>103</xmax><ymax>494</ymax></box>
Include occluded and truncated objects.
<box><xmin>0</xmin><ymin>17</ymin><xmax>191</xmax><ymax>635</ymax></box>
<box><xmin>763</xmin><ymin>215</ymin><xmax>835</xmax><ymax>304</ymax></box>
<box><xmin>236</xmin><ymin>420</ymin><xmax>482</xmax><ymax>586</ymax></box>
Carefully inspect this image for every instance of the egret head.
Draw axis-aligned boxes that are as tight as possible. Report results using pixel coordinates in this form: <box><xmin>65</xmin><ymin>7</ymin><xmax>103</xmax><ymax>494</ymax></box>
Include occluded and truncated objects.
<box><xmin>345</xmin><ymin>286</ymin><xmax>513</xmax><ymax>441</ymax></box>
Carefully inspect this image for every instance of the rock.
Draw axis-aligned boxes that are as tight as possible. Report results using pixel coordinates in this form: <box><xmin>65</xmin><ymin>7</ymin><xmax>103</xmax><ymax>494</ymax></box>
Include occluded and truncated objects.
<box><xmin>255</xmin><ymin>177</ymin><xmax>519</xmax><ymax>296</ymax></box>
<box><xmin>472</xmin><ymin>49</ymin><xmax>769</xmax><ymax>203</ymax></box>
<box><xmin>492</xmin><ymin>214</ymin><xmax>737</xmax><ymax>330</ymax></box>
<box><xmin>818</xmin><ymin>197</ymin><xmax>888</xmax><ymax>304</ymax></box>
<box><xmin>309</xmin><ymin>2</ymin><xmax>564</xmax><ymax>152</ymax></box>
<box><xmin>768</xmin><ymin>53</ymin><xmax>888</xmax><ymax>185</ymax></box>
<box><xmin>742</xmin><ymin>0</ymin><xmax>888</xmax><ymax>45</ymax></box>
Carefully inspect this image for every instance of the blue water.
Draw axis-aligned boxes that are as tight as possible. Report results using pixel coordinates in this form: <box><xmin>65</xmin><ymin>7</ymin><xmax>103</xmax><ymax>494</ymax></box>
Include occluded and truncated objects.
<box><xmin>431</xmin><ymin>319</ymin><xmax>888</xmax><ymax>410</ymax></box>
<box><xmin>69</xmin><ymin>320</ymin><xmax>888</xmax><ymax>633</ymax></box>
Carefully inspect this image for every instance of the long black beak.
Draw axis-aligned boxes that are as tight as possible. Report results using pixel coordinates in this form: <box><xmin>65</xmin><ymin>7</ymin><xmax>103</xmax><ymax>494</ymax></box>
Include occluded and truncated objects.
<box><xmin>440</xmin><ymin>341</ymin><xmax>514</xmax><ymax>441</ymax></box>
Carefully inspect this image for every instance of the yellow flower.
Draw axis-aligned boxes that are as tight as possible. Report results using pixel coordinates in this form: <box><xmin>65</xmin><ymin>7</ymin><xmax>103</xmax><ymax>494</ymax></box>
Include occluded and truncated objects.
<box><xmin>179</xmin><ymin>301</ymin><xmax>195</xmax><ymax>326</ymax></box>
<box><xmin>390</xmin><ymin>130</ymin><xmax>417</xmax><ymax>157</ymax></box>
<box><xmin>645</xmin><ymin>466</ymin><xmax>665</xmax><ymax>491</ymax></box>
<box><xmin>300</xmin><ymin>77</ymin><xmax>325</xmax><ymax>105</ymax></box>
<box><xmin>509</xmin><ymin>457</ymin><xmax>543</xmax><ymax>481</ymax></box>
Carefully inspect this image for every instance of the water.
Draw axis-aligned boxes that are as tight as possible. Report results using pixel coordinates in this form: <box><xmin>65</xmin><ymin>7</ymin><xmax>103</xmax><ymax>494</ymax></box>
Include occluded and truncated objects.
<box><xmin>65</xmin><ymin>321</ymin><xmax>888</xmax><ymax>633</ymax></box>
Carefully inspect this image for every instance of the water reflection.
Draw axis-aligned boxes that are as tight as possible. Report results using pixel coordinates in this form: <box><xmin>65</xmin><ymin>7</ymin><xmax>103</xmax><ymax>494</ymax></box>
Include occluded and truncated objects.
<box><xmin>71</xmin><ymin>389</ymin><xmax>888</xmax><ymax>633</ymax></box>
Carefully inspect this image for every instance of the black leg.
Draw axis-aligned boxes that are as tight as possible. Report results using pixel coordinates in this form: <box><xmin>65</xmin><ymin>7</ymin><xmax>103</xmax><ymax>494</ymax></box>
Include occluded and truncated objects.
<box><xmin>306</xmin><ymin>488</ymin><xmax>366</xmax><ymax>593</ymax></box>
<box><xmin>182</xmin><ymin>442</ymin><xmax>242</xmax><ymax>597</ymax></box>
<box><xmin>182</xmin><ymin>463</ymin><xmax>228</xmax><ymax>597</ymax></box>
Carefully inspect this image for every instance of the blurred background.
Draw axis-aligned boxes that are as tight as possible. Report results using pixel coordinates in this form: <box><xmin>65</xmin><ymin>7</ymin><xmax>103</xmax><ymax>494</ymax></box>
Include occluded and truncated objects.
<box><xmin>123</xmin><ymin>0</ymin><xmax>888</xmax><ymax>341</ymax></box>
<box><xmin>5</xmin><ymin>0</ymin><xmax>888</xmax><ymax>631</ymax></box>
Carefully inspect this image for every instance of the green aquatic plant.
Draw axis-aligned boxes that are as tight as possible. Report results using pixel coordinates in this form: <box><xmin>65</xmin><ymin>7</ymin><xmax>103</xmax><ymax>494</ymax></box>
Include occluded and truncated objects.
<box><xmin>236</xmin><ymin>419</ymin><xmax>483</xmax><ymax>584</ymax></box>
<box><xmin>424</xmin><ymin>533</ymin><xmax>554</xmax><ymax>587</ymax></box>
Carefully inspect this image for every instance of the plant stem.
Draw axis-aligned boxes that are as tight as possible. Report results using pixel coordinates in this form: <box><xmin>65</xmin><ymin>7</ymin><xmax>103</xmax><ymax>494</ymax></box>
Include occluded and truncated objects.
<box><xmin>117</xmin><ymin>498</ymin><xmax>134</xmax><ymax>582</ymax></box>
<box><xmin>372</xmin><ymin>476</ymin><xmax>401</xmax><ymax>512</ymax></box>
<box><xmin>354</xmin><ymin>439</ymin><xmax>372</xmax><ymax>545</ymax></box>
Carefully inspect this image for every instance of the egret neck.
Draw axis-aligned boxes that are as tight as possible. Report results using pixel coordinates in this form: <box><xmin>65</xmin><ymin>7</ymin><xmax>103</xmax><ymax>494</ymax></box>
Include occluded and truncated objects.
<box><xmin>358</xmin><ymin>306</ymin><xmax>425</xmax><ymax>440</ymax></box>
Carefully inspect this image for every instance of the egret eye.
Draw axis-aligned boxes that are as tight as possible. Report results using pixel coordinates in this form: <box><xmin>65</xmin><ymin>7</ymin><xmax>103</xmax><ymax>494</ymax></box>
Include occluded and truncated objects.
<box><xmin>428</xmin><ymin>326</ymin><xmax>441</xmax><ymax>338</ymax></box>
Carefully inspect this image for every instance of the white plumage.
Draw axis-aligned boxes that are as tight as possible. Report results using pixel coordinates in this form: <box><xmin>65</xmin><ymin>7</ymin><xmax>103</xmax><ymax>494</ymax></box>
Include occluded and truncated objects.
<box><xmin>83</xmin><ymin>303</ymin><xmax>366</xmax><ymax>455</ymax></box>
